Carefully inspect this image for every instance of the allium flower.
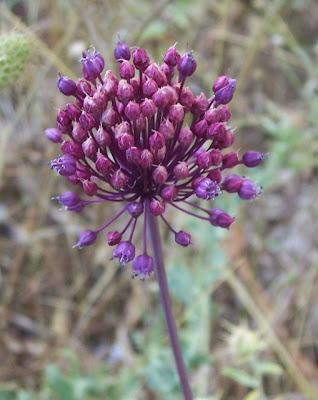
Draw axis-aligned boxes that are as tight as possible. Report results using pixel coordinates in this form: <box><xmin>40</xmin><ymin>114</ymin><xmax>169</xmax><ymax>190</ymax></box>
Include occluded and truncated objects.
<box><xmin>47</xmin><ymin>42</ymin><xmax>266</xmax><ymax>280</ymax></box>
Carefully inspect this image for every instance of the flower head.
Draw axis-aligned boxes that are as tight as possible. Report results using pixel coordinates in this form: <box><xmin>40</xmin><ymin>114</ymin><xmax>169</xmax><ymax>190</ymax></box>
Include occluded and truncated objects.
<box><xmin>47</xmin><ymin>41</ymin><xmax>265</xmax><ymax>279</ymax></box>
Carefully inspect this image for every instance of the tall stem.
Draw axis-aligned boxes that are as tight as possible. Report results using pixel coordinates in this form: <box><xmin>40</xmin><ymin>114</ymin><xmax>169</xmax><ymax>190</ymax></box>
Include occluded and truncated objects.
<box><xmin>148</xmin><ymin>214</ymin><xmax>193</xmax><ymax>400</ymax></box>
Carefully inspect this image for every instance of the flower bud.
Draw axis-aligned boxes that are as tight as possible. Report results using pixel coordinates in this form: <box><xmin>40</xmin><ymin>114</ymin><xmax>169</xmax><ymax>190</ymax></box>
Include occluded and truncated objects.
<box><xmin>217</xmin><ymin>105</ymin><xmax>231</xmax><ymax>122</ymax></box>
<box><xmin>93</xmin><ymin>89</ymin><xmax>108</xmax><ymax>109</ymax></box>
<box><xmin>149</xmin><ymin>131</ymin><xmax>165</xmax><ymax>150</ymax></box>
<box><xmin>125</xmin><ymin>101</ymin><xmax>141</xmax><ymax>121</ymax></box>
<box><xmin>152</xmin><ymin>87</ymin><xmax>169</xmax><ymax>108</ymax></box>
<box><xmin>173</xmin><ymin>162</ymin><xmax>189</xmax><ymax>180</ymax></box>
<box><xmin>212</xmin><ymin>75</ymin><xmax>229</xmax><ymax>92</ymax></box>
<box><xmin>114</xmin><ymin>40</ymin><xmax>131</xmax><ymax>61</ymax></box>
<box><xmin>139</xmin><ymin>149</ymin><xmax>154</xmax><ymax>169</ymax></box>
<box><xmin>238</xmin><ymin>179</ymin><xmax>261</xmax><ymax>200</ymax></box>
<box><xmin>193</xmin><ymin>119</ymin><xmax>208</xmax><ymax>138</ymax></box>
<box><xmin>113</xmin><ymin>241</ymin><xmax>136</xmax><ymax>265</ymax></box>
<box><xmin>95</xmin><ymin>126</ymin><xmax>111</xmax><ymax>147</ymax></box>
<box><xmin>132</xmin><ymin>254</ymin><xmax>154</xmax><ymax>279</ymax></box>
<box><xmin>191</xmin><ymin>93</ymin><xmax>209</xmax><ymax>114</ymax></box>
<box><xmin>242</xmin><ymin>151</ymin><xmax>268</xmax><ymax>168</ymax></box>
<box><xmin>175</xmin><ymin>231</ymin><xmax>191</xmax><ymax>247</ymax></box>
<box><xmin>162</xmin><ymin>85</ymin><xmax>178</xmax><ymax>105</ymax></box>
<box><xmin>82</xmin><ymin>179</ymin><xmax>98</xmax><ymax>196</ymax></box>
<box><xmin>179</xmin><ymin>86</ymin><xmax>194</xmax><ymax>108</ymax></box>
<box><xmin>102</xmin><ymin>107</ymin><xmax>118</xmax><ymax>128</ymax></box>
<box><xmin>119</xmin><ymin>60</ymin><xmax>135</xmax><ymax>80</ymax></box>
<box><xmin>143</xmin><ymin>79</ymin><xmax>158</xmax><ymax>98</ymax></box>
<box><xmin>76</xmin><ymin>163</ymin><xmax>91</xmax><ymax>180</ymax></box>
<box><xmin>51</xmin><ymin>154</ymin><xmax>77</xmax><ymax>176</ymax></box>
<box><xmin>209</xmin><ymin>208</ymin><xmax>235</xmax><ymax>228</ymax></box>
<box><xmin>83</xmin><ymin>95</ymin><xmax>99</xmax><ymax>114</ymax></box>
<box><xmin>207</xmin><ymin>122</ymin><xmax>227</xmax><ymax>139</ymax></box>
<box><xmin>103</xmin><ymin>70</ymin><xmax>118</xmax><ymax>98</ymax></box>
<box><xmin>117</xmin><ymin>79</ymin><xmax>134</xmax><ymax>103</ymax></box>
<box><xmin>149</xmin><ymin>199</ymin><xmax>166</xmax><ymax>216</ymax></box>
<box><xmin>132</xmin><ymin>47</ymin><xmax>150</xmax><ymax>71</ymax></box>
<box><xmin>66</xmin><ymin>103</ymin><xmax>82</xmax><ymax>121</ymax></box>
<box><xmin>161</xmin><ymin>185</ymin><xmax>178</xmax><ymax>201</ymax></box>
<box><xmin>197</xmin><ymin>151</ymin><xmax>212</xmax><ymax>169</ymax></box>
<box><xmin>61</xmin><ymin>140</ymin><xmax>84</xmax><ymax>159</ymax></box>
<box><xmin>221</xmin><ymin>174</ymin><xmax>243</xmax><ymax>193</ymax></box>
<box><xmin>82</xmin><ymin>137</ymin><xmax>97</xmax><ymax>159</ymax></box>
<box><xmin>79</xmin><ymin>112</ymin><xmax>96</xmax><ymax>130</ymax></box>
<box><xmin>207</xmin><ymin>168</ymin><xmax>222</xmax><ymax>184</ymax></box>
<box><xmin>178</xmin><ymin>50</ymin><xmax>197</xmax><ymax>77</ymax></box>
<box><xmin>210</xmin><ymin>149</ymin><xmax>222</xmax><ymax>166</ymax></box>
<box><xmin>140</xmin><ymin>98</ymin><xmax>157</xmax><ymax>118</ymax></box>
<box><xmin>111</xmin><ymin>169</ymin><xmax>128</xmax><ymax>190</ymax></box>
<box><xmin>178</xmin><ymin>127</ymin><xmax>193</xmax><ymax>147</ymax></box>
<box><xmin>195</xmin><ymin>178</ymin><xmax>220</xmax><ymax>200</ymax></box>
<box><xmin>169</xmin><ymin>103</ymin><xmax>184</xmax><ymax>124</ymax></box>
<box><xmin>57</xmin><ymin>74</ymin><xmax>77</xmax><ymax>96</ymax></box>
<box><xmin>81</xmin><ymin>49</ymin><xmax>104</xmax><ymax>80</ymax></box>
<box><xmin>222</xmin><ymin>152</ymin><xmax>239</xmax><ymax>168</ymax></box>
<box><xmin>96</xmin><ymin>154</ymin><xmax>112</xmax><ymax>175</ymax></box>
<box><xmin>214</xmin><ymin>77</ymin><xmax>236</xmax><ymax>106</ymax></box>
<box><xmin>76</xmin><ymin>79</ymin><xmax>91</xmax><ymax>97</ymax></box>
<box><xmin>45</xmin><ymin>128</ymin><xmax>62</xmax><ymax>143</ymax></box>
<box><xmin>55</xmin><ymin>191</ymin><xmax>84</xmax><ymax>212</ymax></box>
<box><xmin>126</xmin><ymin>146</ymin><xmax>142</xmax><ymax>164</ymax></box>
<box><xmin>57</xmin><ymin>108</ymin><xmax>71</xmax><ymax>126</ymax></box>
<box><xmin>128</xmin><ymin>202</ymin><xmax>144</xmax><ymax>218</ymax></box>
<box><xmin>159</xmin><ymin>119</ymin><xmax>175</xmax><ymax>140</ymax></box>
<box><xmin>107</xmin><ymin>231</ymin><xmax>122</xmax><ymax>246</ymax></box>
<box><xmin>164</xmin><ymin>45</ymin><xmax>180</xmax><ymax>67</ymax></box>
<box><xmin>152</xmin><ymin>165</ymin><xmax>168</xmax><ymax>184</ymax></box>
<box><xmin>135</xmin><ymin>114</ymin><xmax>146</xmax><ymax>131</ymax></box>
<box><xmin>114</xmin><ymin>121</ymin><xmax>131</xmax><ymax>138</ymax></box>
<box><xmin>145</xmin><ymin>63</ymin><xmax>167</xmax><ymax>86</ymax></box>
<box><xmin>117</xmin><ymin>133</ymin><xmax>134</xmax><ymax>151</ymax></box>
<box><xmin>205</xmin><ymin>109</ymin><xmax>219</xmax><ymax>124</ymax></box>
<box><xmin>73</xmin><ymin>230</ymin><xmax>98</xmax><ymax>248</ymax></box>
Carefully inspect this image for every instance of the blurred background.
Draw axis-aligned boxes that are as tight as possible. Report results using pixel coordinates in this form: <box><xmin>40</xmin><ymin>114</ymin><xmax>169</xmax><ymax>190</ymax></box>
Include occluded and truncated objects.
<box><xmin>0</xmin><ymin>0</ymin><xmax>318</xmax><ymax>399</ymax></box>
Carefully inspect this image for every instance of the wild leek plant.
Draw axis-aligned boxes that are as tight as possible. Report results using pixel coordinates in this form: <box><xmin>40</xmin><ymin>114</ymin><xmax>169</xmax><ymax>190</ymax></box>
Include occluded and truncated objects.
<box><xmin>46</xmin><ymin>41</ymin><xmax>266</xmax><ymax>400</ymax></box>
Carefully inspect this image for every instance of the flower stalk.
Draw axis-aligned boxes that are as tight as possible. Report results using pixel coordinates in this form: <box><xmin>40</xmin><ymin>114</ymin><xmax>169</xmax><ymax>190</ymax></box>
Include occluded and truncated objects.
<box><xmin>148</xmin><ymin>213</ymin><xmax>193</xmax><ymax>400</ymax></box>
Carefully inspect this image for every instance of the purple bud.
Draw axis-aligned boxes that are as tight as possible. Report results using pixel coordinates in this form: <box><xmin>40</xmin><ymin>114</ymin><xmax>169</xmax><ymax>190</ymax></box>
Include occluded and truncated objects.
<box><xmin>51</xmin><ymin>154</ymin><xmax>77</xmax><ymax>176</ymax></box>
<box><xmin>152</xmin><ymin>88</ymin><xmax>169</xmax><ymax>108</ymax></box>
<box><xmin>117</xmin><ymin>133</ymin><xmax>134</xmax><ymax>151</ymax></box>
<box><xmin>81</xmin><ymin>48</ymin><xmax>105</xmax><ymax>80</ymax></box>
<box><xmin>179</xmin><ymin>86</ymin><xmax>195</xmax><ymax>108</ymax></box>
<box><xmin>149</xmin><ymin>199</ymin><xmax>165</xmax><ymax>216</ymax></box>
<box><xmin>93</xmin><ymin>90</ymin><xmax>108</xmax><ymax>109</ymax></box>
<box><xmin>207</xmin><ymin>168</ymin><xmax>222</xmax><ymax>184</ymax></box>
<box><xmin>178</xmin><ymin>127</ymin><xmax>193</xmax><ymax>147</ymax></box>
<box><xmin>111</xmin><ymin>169</ymin><xmax>128</xmax><ymax>190</ymax></box>
<box><xmin>161</xmin><ymin>185</ymin><xmax>178</xmax><ymax>201</ymax></box>
<box><xmin>214</xmin><ymin>78</ymin><xmax>236</xmax><ymax>106</ymax></box>
<box><xmin>114</xmin><ymin>40</ymin><xmax>131</xmax><ymax>61</ymax></box>
<box><xmin>102</xmin><ymin>107</ymin><xmax>118</xmax><ymax>128</ymax></box>
<box><xmin>140</xmin><ymin>98</ymin><xmax>157</xmax><ymax>118</ymax></box>
<box><xmin>113</xmin><ymin>241</ymin><xmax>136</xmax><ymax>265</ymax></box>
<box><xmin>79</xmin><ymin>112</ymin><xmax>96</xmax><ymax>130</ymax></box>
<box><xmin>242</xmin><ymin>151</ymin><xmax>268</xmax><ymax>167</ymax></box>
<box><xmin>191</xmin><ymin>93</ymin><xmax>209</xmax><ymax>114</ymax></box>
<box><xmin>152</xmin><ymin>165</ymin><xmax>168</xmax><ymax>184</ymax></box>
<box><xmin>209</xmin><ymin>208</ymin><xmax>235</xmax><ymax>228</ymax></box>
<box><xmin>103</xmin><ymin>70</ymin><xmax>119</xmax><ymax>98</ymax></box>
<box><xmin>195</xmin><ymin>178</ymin><xmax>220</xmax><ymax>200</ymax></box>
<box><xmin>125</xmin><ymin>101</ymin><xmax>141</xmax><ymax>121</ymax></box>
<box><xmin>143</xmin><ymin>79</ymin><xmax>158</xmax><ymax>98</ymax></box>
<box><xmin>178</xmin><ymin>50</ymin><xmax>197</xmax><ymax>77</ymax></box>
<box><xmin>126</xmin><ymin>146</ymin><xmax>142</xmax><ymax>164</ymax></box>
<box><xmin>175</xmin><ymin>231</ymin><xmax>191</xmax><ymax>247</ymax></box>
<box><xmin>107</xmin><ymin>231</ymin><xmax>122</xmax><ymax>246</ymax></box>
<box><xmin>212</xmin><ymin>75</ymin><xmax>229</xmax><ymax>92</ymax></box>
<box><xmin>139</xmin><ymin>149</ymin><xmax>154</xmax><ymax>169</ymax></box>
<box><xmin>222</xmin><ymin>152</ymin><xmax>239</xmax><ymax>168</ymax></box>
<box><xmin>76</xmin><ymin>79</ymin><xmax>92</xmax><ymax>97</ymax></box>
<box><xmin>238</xmin><ymin>179</ymin><xmax>261</xmax><ymax>200</ymax></box>
<box><xmin>45</xmin><ymin>128</ymin><xmax>62</xmax><ymax>143</ymax></box>
<box><xmin>168</xmin><ymin>103</ymin><xmax>184</xmax><ymax>124</ymax></box>
<box><xmin>83</xmin><ymin>95</ymin><xmax>99</xmax><ymax>114</ymax></box>
<box><xmin>221</xmin><ymin>174</ymin><xmax>243</xmax><ymax>193</ymax></box>
<box><xmin>57</xmin><ymin>109</ymin><xmax>71</xmax><ymax>127</ymax></box>
<box><xmin>162</xmin><ymin>85</ymin><xmax>178</xmax><ymax>105</ymax></box>
<box><xmin>164</xmin><ymin>45</ymin><xmax>180</xmax><ymax>67</ymax></box>
<box><xmin>117</xmin><ymin>80</ymin><xmax>134</xmax><ymax>103</ymax></box>
<box><xmin>73</xmin><ymin>230</ymin><xmax>98</xmax><ymax>248</ymax></box>
<box><xmin>159</xmin><ymin>119</ymin><xmax>175</xmax><ymax>140</ymax></box>
<box><xmin>210</xmin><ymin>149</ymin><xmax>222</xmax><ymax>166</ymax></box>
<box><xmin>217</xmin><ymin>105</ymin><xmax>231</xmax><ymax>122</ymax></box>
<box><xmin>55</xmin><ymin>191</ymin><xmax>84</xmax><ymax>212</ymax></box>
<box><xmin>197</xmin><ymin>151</ymin><xmax>212</xmax><ymax>169</ymax></box>
<box><xmin>82</xmin><ymin>137</ymin><xmax>97</xmax><ymax>159</ymax></box>
<box><xmin>128</xmin><ymin>202</ymin><xmax>144</xmax><ymax>218</ymax></box>
<box><xmin>132</xmin><ymin>254</ymin><xmax>154</xmax><ymax>279</ymax></box>
<box><xmin>96</xmin><ymin>154</ymin><xmax>112</xmax><ymax>175</ymax></box>
<box><xmin>119</xmin><ymin>60</ymin><xmax>135</xmax><ymax>80</ymax></box>
<box><xmin>193</xmin><ymin>119</ymin><xmax>208</xmax><ymax>138</ymax></box>
<box><xmin>173</xmin><ymin>162</ymin><xmax>189</xmax><ymax>180</ymax></box>
<box><xmin>95</xmin><ymin>126</ymin><xmax>111</xmax><ymax>147</ymax></box>
<box><xmin>132</xmin><ymin>47</ymin><xmax>150</xmax><ymax>71</ymax></box>
<box><xmin>57</xmin><ymin>74</ymin><xmax>77</xmax><ymax>96</ymax></box>
<box><xmin>66</xmin><ymin>103</ymin><xmax>82</xmax><ymax>121</ymax></box>
<box><xmin>149</xmin><ymin>131</ymin><xmax>165</xmax><ymax>151</ymax></box>
<box><xmin>82</xmin><ymin>179</ymin><xmax>98</xmax><ymax>196</ymax></box>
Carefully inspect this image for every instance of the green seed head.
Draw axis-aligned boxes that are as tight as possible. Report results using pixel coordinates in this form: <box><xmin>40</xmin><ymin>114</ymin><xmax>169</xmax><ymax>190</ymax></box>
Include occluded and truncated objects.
<box><xmin>0</xmin><ymin>31</ymin><xmax>30</xmax><ymax>90</ymax></box>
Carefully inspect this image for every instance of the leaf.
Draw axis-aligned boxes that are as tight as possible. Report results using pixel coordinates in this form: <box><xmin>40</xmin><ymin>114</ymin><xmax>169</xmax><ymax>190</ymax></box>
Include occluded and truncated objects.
<box><xmin>221</xmin><ymin>367</ymin><xmax>259</xmax><ymax>388</ymax></box>
<box><xmin>45</xmin><ymin>365</ymin><xmax>75</xmax><ymax>400</ymax></box>
<box><xmin>254</xmin><ymin>361</ymin><xmax>283</xmax><ymax>376</ymax></box>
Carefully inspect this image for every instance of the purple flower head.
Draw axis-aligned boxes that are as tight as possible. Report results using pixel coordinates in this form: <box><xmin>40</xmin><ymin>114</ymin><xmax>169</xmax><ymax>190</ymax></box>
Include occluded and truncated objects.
<box><xmin>47</xmin><ymin>42</ymin><xmax>265</xmax><ymax>278</ymax></box>
<box><xmin>113</xmin><ymin>241</ymin><xmax>136</xmax><ymax>266</ymax></box>
<box><xmin>132</xmin><ymin>254</ymin><xmax>154</xmax><ymax>280</ymax></box>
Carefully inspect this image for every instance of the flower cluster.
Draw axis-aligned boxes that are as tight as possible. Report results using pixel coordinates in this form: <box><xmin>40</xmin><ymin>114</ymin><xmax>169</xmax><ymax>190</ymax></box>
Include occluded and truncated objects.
<box><xmin>46</xmin><ymin>42</ymin><xmax>266</xmax><ymax>279</ymax></box>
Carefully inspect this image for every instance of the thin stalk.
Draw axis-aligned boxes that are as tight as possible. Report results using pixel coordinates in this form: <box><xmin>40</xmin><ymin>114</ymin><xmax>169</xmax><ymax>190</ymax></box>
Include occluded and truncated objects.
<box><xmin>148</xmin><ymin>214</ymin><xmax>193</xmax><ymax>400</ymax></box>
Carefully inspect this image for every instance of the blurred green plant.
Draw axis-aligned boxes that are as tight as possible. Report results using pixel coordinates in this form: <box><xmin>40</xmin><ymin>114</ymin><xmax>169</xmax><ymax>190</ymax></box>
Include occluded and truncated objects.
<box><xmin>0</xmin><ymin>31</ymin><xmax>30</xmax><ymax>90</ymax></box>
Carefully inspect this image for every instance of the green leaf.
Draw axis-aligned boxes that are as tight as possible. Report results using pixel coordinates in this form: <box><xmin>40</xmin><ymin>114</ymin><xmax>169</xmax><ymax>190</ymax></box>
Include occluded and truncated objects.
<box><xmin>45</xmin><ymin>365</ymin><xmax>75</xmax><ymax>400</ymax></box>
<box><xmin>221</xmin><ymin>367</ymin><xmax>259</xmax><ymax>388</ymax></box>
<box><xmin>254</xmin><ymin>361</ymin><xmax>283</xmax><ymax>376</ymax></box>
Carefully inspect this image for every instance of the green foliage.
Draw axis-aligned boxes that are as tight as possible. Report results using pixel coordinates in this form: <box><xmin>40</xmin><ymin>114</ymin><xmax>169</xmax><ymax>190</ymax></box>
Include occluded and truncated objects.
<box><xmin>0</xmin><ymin>31</ymin><xmax>30</xmax><ymax>90</ymax></box>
